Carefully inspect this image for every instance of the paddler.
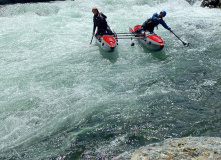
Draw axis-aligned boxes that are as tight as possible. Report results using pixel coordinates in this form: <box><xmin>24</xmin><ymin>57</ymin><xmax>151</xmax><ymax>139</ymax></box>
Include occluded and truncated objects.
<box><xmin>92</xmin><ymin>7</ymin><xmax>113</xmax><ymax>39</ymax></box>
<box><xmin>137</xmin><ymin>10</ymin><xmax>173</xmax><ymax>35</ymax></box>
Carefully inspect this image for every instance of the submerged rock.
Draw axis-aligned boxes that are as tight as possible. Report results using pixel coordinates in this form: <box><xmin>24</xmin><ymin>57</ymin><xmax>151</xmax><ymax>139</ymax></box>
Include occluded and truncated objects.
<box><xmin>114</xmin><ymin>137</ymin><xmax>221</xmax><ymax>160</ymax></box>
<box><xmin>201</xmin><ymin>0</ymin><xmax>221</xmax><ymax>8</ymax></box>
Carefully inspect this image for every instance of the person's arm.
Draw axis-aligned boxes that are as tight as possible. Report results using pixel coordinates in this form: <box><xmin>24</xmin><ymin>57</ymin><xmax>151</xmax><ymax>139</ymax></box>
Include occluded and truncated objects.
<box><xmin>93</xmin><ymin>23</ymin><xmax>96</xmax><ymax>34</ymax></box>
<box><xmin>92</xmin><ymin>17</ymin><xmax>97</xmax><ymax>35</ymax></box>
<box><xmin>159</xmin><ymin>19</ymin><xmax>171</xmax><ymax>31</ymax></box>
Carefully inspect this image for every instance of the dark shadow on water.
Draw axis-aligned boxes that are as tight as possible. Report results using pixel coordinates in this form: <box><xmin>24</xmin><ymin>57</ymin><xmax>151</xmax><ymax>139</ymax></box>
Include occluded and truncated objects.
<box><xmin>140</xmin><ymin>45</ymin><xmax>168</xmax><ymax>61</ymax></box>
<box><xmin>99</xmin><ymin>47</ymin><xmax>119</xmax><ymax>63</ymax></box>
<box><xmin>150</xmin><ymin>50</ymin><xmax>167</xmax><ymax>61</ymax></box>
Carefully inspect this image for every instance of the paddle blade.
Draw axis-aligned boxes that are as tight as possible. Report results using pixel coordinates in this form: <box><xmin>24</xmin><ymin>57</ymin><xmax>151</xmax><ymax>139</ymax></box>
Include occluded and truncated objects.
<box><xmin>183</xmin><ymin>42</ymin><xmax>191</xmax><ymax>47</ymax></box>
<box><xmin>187</xmin><ymin>43</ymin><xmax>192</xmax><ymax>48</ymax></box>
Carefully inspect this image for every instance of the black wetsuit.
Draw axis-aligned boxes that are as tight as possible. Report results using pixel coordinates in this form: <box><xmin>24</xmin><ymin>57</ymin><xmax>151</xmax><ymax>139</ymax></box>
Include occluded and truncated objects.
<box><xmin>93</xmin><ymin>12</ymin><xmax>113</xmax><ymax>36</ymax></box>
<box><xmin>93</xmin><ymin>12</ymin><xmax>108</xmax><ymax>36</ymax></box>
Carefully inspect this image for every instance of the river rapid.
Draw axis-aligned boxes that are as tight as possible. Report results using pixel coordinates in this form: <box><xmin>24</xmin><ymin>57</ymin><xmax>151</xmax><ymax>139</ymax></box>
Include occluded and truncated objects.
<box><xmin>0</xmin><ymin>0</ymin><xmax>221</xmax><ymax>159</ymax></box>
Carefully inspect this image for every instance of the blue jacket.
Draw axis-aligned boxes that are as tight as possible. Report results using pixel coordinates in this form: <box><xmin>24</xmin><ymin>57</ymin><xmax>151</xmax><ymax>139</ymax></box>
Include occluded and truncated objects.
<box><xmin>143</xmin><ymin>13</ymin><xmax>171</xmax><ymax>31</ymax></box>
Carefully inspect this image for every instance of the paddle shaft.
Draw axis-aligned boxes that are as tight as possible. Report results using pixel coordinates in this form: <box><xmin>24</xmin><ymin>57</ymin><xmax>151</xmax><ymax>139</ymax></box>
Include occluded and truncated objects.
<box><xmin>171</xmin><ymin>31</ymin><xmax>189</xmax><ymax>46</ymax></box>
<box><xmin>89</xmin><ymin>35</ymin><xmax>94</xmax><ymax>45</ymax></box>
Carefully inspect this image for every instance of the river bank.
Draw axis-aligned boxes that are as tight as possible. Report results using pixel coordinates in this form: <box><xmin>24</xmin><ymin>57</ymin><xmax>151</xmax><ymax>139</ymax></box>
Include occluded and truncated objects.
<box><xmin>114</xmin><ymin>137</ymin><xmax>221</xmax><ymax>159</ymax></box>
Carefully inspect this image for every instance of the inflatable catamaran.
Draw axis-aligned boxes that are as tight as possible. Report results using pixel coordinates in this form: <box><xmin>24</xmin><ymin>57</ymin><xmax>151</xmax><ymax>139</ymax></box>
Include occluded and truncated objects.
<box><xmin>113</xmin><ymin>25</ymin><xmax>164</xmax><ymax>51</ymax></box>
<box><xmin>95</xmin><ymin>34</ymin><xmax>118</xmax><ymax>52</ymax></box>
<box><xmin>129</xmin><ymin>25</ymin><xmax>164</xmax><ymax>50</ymax></box>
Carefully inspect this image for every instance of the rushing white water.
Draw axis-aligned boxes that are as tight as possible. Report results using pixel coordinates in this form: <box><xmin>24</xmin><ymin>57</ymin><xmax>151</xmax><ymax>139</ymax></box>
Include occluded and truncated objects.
<box><xmin>0</xmin><ymin>0</ymin><xmax>221</xmax><ymax>159</ymax></box>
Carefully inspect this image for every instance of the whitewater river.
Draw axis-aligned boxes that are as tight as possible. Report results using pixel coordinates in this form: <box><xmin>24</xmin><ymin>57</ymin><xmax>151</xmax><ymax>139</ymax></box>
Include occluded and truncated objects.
<box><xmin>0</xmin><ymin>0</ymin><xmax>221</xmax><ymax>159</ymax></box>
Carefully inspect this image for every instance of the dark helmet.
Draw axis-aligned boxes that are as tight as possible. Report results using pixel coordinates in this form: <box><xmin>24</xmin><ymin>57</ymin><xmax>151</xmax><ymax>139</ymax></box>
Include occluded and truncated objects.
<box><xmin>160</xmin><ymin>10</ymin><xmax>167</xmax><ymax>16</ymax></box>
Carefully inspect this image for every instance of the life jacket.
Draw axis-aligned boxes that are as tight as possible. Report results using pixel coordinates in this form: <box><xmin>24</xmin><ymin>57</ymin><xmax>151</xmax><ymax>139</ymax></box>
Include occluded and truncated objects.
<box><xmin>142</xmin><ymin>19</ymin><xmax>155</xmax><ymax>32</ymax></box>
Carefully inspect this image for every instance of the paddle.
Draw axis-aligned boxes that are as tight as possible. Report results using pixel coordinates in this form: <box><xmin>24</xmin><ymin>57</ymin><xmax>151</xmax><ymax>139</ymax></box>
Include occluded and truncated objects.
<box><xmin>171</xmin><ymin>31</ymin><xmax>190</xmax><ymax>47</ymax></box>
<box><xmin>89</xmin><ymin>35</ymin><xmax>94</xmax><ymax>45</ymax></box>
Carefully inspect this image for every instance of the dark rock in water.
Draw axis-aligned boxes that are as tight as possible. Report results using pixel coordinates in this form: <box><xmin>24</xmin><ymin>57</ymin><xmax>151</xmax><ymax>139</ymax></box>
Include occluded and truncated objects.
<box><xmin>201</xmin><ymin>0</ymin><xmax>221</xmax><ymax>8</ymax></box>
<box><xmin>0</xmin><ymin>0</ymin><xmax>72</xmax><ymax>5</ymax></box>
